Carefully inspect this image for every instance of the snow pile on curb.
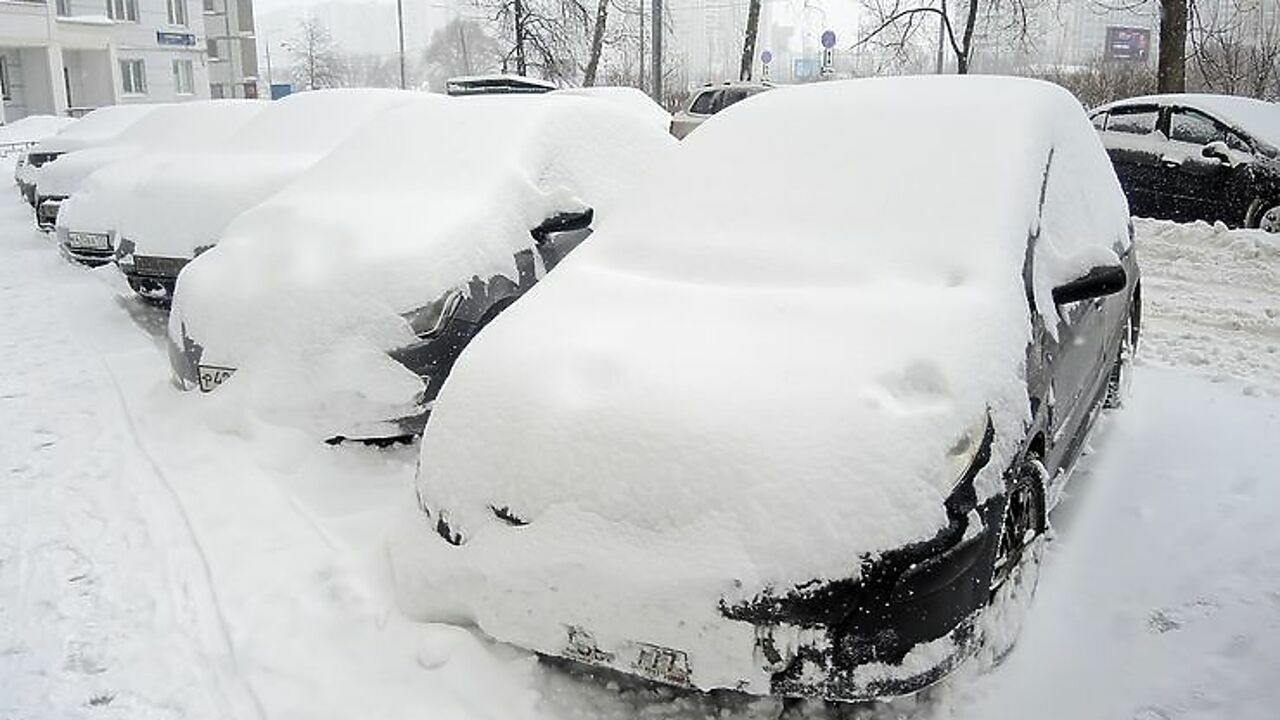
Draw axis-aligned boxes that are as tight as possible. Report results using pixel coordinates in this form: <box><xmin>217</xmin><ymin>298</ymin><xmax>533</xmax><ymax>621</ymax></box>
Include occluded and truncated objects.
<box><xmin>1135</xmin><ymin>217</ymin><xmax>1280</xmax><ymax>394</ymax></box>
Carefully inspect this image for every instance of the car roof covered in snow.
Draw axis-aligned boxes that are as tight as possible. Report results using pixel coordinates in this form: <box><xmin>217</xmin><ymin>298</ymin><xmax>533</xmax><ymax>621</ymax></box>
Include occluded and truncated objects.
<box><xmin>0</xmin><ymin>115</ymin><xmax>76</xmax><ymax>147</ymax></box>
<box><xmin>1096</xmin><ymin>93</ymin><xmax>1280</xmax><ymax>149</ymax></box>
<box><xmin>169</xmin><ymin>91</ymin><xmax>678</xmax><ymax>435</ymax></box>
<box><xmin>407</xmin><ymin>76</ymin><xmax>1131</xmax><ymax>615</ymax></box>
<box><xmin>549</xmin><ymin>86</ymin><xmax>672</xmax><ymax>133</ymax></box>
<box><xmin>32</xmin><ymin>103</ymin><xmax>161</xmax><ymax>154</ymax></box>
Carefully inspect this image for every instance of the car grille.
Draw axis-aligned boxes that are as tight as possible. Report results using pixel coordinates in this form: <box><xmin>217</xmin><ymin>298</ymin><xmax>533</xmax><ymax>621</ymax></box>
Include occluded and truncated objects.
<box><xmin>131</xmin><ymin>255</ymin><xmax>189</xmax><ymax>278</ymax></box>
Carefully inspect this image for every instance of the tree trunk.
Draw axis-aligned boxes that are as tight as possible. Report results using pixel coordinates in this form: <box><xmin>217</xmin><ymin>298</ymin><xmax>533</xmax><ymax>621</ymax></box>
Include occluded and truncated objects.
<box><xmin>583</xmin><ymin>0</ymin><xmax>609</xmax><ymax>86</ymax></box>
<box><xmin>1158</xmin><ymin>0</ymin><xmax>1187</xmax><ymax>92</ymax></box>
<box><xmin>957</xmin><ymin>0</ymin><xmax>979</xmax><ymax>74</ymax></box>
<box><xmin>514</xmin><ymin>0</ymin><xmax>528</xmax><ymax>76</ymax></box>
<box><xmin>739</xmin><ymin>0</ymin><xmax>762</xmax><ymax>81</ymax></box>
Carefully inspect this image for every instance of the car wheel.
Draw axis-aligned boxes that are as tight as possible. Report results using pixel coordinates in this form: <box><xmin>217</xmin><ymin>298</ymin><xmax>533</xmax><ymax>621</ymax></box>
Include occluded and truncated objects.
<box><xmin>1104</xmin><ymin>311</ymin><xmax>1136</xmax><ymax>410</ymax></box>
<box><xmin>1255</xmin><ymin>202</ymin><xmax>1280</xmax><ymax>233</ymax></box>
<box><xmin>979</xmin><ymin>457</ymin><xmax>1047</xmax><ymax>665</ymax></box>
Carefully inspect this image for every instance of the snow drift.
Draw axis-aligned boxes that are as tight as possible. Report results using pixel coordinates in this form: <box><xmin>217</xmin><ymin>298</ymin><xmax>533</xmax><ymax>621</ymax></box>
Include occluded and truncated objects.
<box><xmin>392</xmin><ymin>76</ymin><xmax>1132</xmax><ymax>692</ymax></box>
<box><xmin>168</xmin><ymin>92</ymin><xmax>677</xmax><ymax>436</ymax></box>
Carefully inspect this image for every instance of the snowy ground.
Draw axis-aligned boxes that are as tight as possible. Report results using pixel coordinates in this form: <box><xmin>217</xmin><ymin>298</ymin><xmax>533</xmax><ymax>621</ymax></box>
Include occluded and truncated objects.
<box><xmin>1</xmin><ymin>164</ymin><xmax>1278</xmax><ymax>720</ymax></box>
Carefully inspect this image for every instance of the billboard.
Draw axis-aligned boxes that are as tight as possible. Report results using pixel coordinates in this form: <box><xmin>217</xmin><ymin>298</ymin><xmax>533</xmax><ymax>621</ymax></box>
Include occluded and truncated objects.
<box><xmin>1105</xmin><ymin>27</ymin><xmax>1151</xmax><ymax>62</ymax></box>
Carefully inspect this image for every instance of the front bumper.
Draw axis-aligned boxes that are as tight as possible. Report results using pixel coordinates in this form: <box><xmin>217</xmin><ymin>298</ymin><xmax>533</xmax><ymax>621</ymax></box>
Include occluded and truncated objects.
<box><xmin>117</xmin><ymin>252</ymin><xmax>189</xmax><ymax>302</ymax></box>
<box><xmin>57</xmin><ymin>228</ymin><xmax>116</xmax><ymax>267</ymax></box>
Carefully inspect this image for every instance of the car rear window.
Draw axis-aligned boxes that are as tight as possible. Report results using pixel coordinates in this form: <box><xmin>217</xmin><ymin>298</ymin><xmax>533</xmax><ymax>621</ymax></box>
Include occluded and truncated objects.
<box><xmin>1106</xmin><ymin>108</ymin><xmax>1158</xmax><ymax>135</ymax></box>
<box><xmin>690</xmin><ymin>91</ymin><xmax>720</xmax><ymax>115</ymax></box>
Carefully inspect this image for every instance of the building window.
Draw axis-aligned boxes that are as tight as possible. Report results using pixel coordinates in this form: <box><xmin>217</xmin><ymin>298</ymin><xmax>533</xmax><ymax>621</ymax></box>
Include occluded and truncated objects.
<box><xmin>172</xmin><ymin>59</ymin><xmax>194</xmax><ymax>95</ymax></box>
<box><xmin>242</xmin><ymin>81</ymin><xmax>257</xmax><ymax>99</ymax></box>
<box><xmin>0</xmin><ymin>56</ymin><xmax>10</xmax><ymax>102</ymax></box>
<box><xmin>206</xmin><ymin>38</ymin><xmax>220</xmax><ymax>60</ymax></box>
<box><xmin>210</xmin><ymin>83</ymin><xmax>225</xmax><ymax>99</ymax></box>
<box><xmin>107</xmin><ymin>0</ymin><xmax>139</xmax><ymax>22</ymax></box>
<box><xmin>56</xmin><ymin>0</ymin><xmax>73</xmax><ymax>16</ymax></box>
<box><xmin>167</xmin><ymin>0</ymin><xmax>188</xmax><ymax>26</ymax></box>
<box><xmin>120</xmin><ymin>59</ymin><xmax>147</xmax><ymax>94</ymax></box>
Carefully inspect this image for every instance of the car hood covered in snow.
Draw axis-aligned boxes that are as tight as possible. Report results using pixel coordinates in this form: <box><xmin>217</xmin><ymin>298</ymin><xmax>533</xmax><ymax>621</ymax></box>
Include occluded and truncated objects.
<box><xmin>169</xmin><ymin>92</ymin><xmax>677</xmax><ymax>436</ymax></box>
<box><xmin>116</xmin><ymin>90</ymin><xmax>418</xmax><ymax>259</ymax></box>
<box><xmin>43</xmin><ymin>100</ymin><xmax>265</xmax><ymax>204</ymax></box>
<box><xmin>0</xmin><ymin>115</ymin><xmax>76</xmax><ymax>147</ymax></box>
<box><xmin>392</xmin><ymin>76</ymin><xmax>1131</xmax><ymax>691</ymax></box>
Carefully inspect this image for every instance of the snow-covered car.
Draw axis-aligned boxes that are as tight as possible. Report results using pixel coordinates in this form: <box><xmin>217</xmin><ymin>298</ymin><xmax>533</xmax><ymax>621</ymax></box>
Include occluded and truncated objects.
<box><xmin>395</xmin><ymin>77</ymin><xmax>1142</xmax><ymax>702</ymax></box>
<box><xmin>18</xmin><ymin>104</ymin><xmax>159</xmax><ymax>220</ymax></box>
<box><xmin>3</xmin><ymin>115</ymin><xmax>76</xmax><ymax>164</ymax></box>
<box><xmin>113</xmin><ymin>89</ymin><xmax>417</xmax><ymax>302</ymax></box>
<box><xmin>166</xmin><ymin>92</ymin><xmax>677</xmax><ymax>440</ymax></box>
<box><xmin>670</xmin><ymin>80</ymin><xmax>772</xmax><ymax>139</ymax></box>
<box><xmin>1090</xmin><ymin>94</ymin><xmax>1280</xmax><ymax>231</ymax></box>
<box><xmin>50</xmin><ymin>101</ymin><xmax>266</xmax><ymax>266</ymax></box>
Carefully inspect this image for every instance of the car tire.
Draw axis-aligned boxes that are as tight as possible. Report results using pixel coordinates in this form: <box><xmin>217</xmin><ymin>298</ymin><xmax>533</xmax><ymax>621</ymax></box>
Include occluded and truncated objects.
<box><xmin>1251</xmin><ymin>200</ymin><xmax>1280</xmax><ymax>233</ymax></box>
<box><xmin>978</xmin><ymin>456</ymin><xmax>1048</xmax><ymax>666</ymax></box>
<box><xmin>1104</xmin><ymin>311</ymin><xmax>1136</xmax><ymax>410</ymax></box>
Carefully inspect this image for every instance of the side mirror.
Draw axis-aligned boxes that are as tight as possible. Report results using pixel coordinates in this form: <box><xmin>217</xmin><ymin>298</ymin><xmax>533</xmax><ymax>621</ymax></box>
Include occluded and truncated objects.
<box><xmin>531</xmin><ymin>208</ymin><xmax>594</xmax><ymax>243</ymax></box>
<box><xmin>1052</xmin><ymin>264</ymin><xmax>1127</xmax><ymax>305</ymax></box>
<box><xmin>1202</xmin><ymin>140</ymin><xmax>1231</xmax><ymax>163</ymax></box>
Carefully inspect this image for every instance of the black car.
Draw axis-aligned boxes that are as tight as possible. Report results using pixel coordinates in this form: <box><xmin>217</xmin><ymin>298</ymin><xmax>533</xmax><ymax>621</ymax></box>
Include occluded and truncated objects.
<box><xmin>402</xmin><ymin>77</ymin><xmax>1142</xmax><ymax>702</ymax></box>
<box><xmin>1091</xmin><ymin>94</ymin><xmax>1280</xmax><ymax>231</ymax></box>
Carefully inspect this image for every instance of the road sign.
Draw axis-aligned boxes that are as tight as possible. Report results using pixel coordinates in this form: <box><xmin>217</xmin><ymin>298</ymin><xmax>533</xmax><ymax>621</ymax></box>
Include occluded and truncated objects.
<box><xmin>1105</xmin><ymin>27</ymin><xmax>1150</xmax><ymax>62</ymax></box>
<box><xmin>821</xmin><ymin>30</ymin><xmax>837</xmax><ymax>49</ymax></box>
<box><xmin>820</xmin><ymin>47</ymin><xmax>835</xmax><ymax>77</ymax></box>
<box><xmin>761</xmin><ymin>49</ymin><xmax>773</xmax><ymax>65</ymax></box>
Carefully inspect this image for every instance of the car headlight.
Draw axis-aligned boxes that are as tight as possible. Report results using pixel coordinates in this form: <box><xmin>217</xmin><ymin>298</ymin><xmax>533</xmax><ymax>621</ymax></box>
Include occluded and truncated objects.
<box><xmin>401</xmin><ymin>290</ymin><xmax>462</xmax><ymax>338</ymax></box>
<box><xmin>942</xmin><ymin>411</ymin><xmax>993</xmax><ymax>492</ymax></box>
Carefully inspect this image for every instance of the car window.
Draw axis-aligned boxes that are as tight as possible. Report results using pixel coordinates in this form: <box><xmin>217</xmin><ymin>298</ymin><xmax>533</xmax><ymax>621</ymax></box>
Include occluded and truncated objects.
<box><xmin>1169</xmin><ymin>109</ymin><xmax>1226</xmax><ymax>146</ymax></box>
<box><xmin>721</xmin><ymin>89</ymin><xmax>750</xmax><ymax>109</ymax></box>
<box><xmin>1106</xmin><ymin>108</ymin><xmax>1159</xmax><ymax>135</ymax></box>
<box><xmin>1091</xmin><ymin>112</ymin><xmax>1108</xmax><ymax>131</ymax></box>
<box><xmin>690</xmin><ymin>91</ymin><xmax>720</xmax><ymax>115</ymax></box>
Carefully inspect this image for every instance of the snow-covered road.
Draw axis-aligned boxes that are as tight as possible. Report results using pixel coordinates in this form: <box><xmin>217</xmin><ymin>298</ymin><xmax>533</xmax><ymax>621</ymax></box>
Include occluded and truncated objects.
<box><xmin>2</xmin><ymin>170</ymin><xmax>1278</xmax><ymax>720</ymax></box>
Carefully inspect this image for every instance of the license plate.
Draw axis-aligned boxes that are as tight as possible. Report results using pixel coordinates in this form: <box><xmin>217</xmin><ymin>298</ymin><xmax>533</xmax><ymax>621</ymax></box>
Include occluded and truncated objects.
<box><xmin>197</xmin><ymin>365</ymin><xmax>235</xmax><ymax>393</ymax></box>
<box><xmin>67</xmin><ymin>232</ymin><xmax>110</xmax><ymax>250</ymax></box>
<box><xmin>631</xmin><ymin>642</ymin><xmax>692</xmax><ymax>686</ymax></box>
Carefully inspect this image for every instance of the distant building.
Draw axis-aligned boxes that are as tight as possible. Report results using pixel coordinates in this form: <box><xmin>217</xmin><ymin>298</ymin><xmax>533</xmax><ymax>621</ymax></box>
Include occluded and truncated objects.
<box><xmin>203</xmin><ymin>0</ymin><xmax>258</xmax><ymax>98</ymax></box>
<box><xmin>0</xmin><ymin>0</ymin><xmax>209</xmax><ymax>122</ymax></box>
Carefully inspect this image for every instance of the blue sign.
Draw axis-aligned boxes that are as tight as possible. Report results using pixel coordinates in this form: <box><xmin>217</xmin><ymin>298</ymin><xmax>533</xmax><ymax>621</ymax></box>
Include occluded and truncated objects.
<box><xmin>821</xmin><ymin>30</ymin><xmax>837</xmax><ymax>49</ymax></box>
<box><xmin>156</xmin><ymin>31</ymin><xmax>196</xmax><ymax>47</ymax></box>
<box><xmin>270</xmin><ymin>83</ymin><xmax>294</xmax><ymax>100</ymax></box>
<box><xmin>793</xmin><ymin>57</ymin><xmax>820</xmax><ymax>81</ymax></box>
<box><xmin>761</xmin><ymin>49</ymin><xmax>773</xmax><ymax>65</ymax></box>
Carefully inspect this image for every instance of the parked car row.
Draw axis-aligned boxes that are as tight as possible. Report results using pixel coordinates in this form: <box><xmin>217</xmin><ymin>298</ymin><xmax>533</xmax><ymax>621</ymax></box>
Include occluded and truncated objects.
<box><xmin>11</xmin><ymin>77</ymin><xmax>1140</xmax><ymax>704</ymax></box>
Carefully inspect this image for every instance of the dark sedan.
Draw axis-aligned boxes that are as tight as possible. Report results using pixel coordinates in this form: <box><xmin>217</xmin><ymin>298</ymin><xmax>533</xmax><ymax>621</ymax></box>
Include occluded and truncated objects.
<box><xmin>1091</xmin><ymin>94</ymin><xmax>1280</xmax><ymax>231</ymax></box>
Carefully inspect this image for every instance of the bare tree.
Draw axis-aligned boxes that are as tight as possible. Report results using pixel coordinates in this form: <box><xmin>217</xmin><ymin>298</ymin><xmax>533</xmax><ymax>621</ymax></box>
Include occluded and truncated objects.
<box><xmin>287</xmin><ymin>16</ymin><xmax>347</xmax><ymax>90</ymax></box>
<box><xmin>1158</xmin><ymin>0</ymin><xmax>1188</xmax><ymax>91</ymax></box>
<box><xmin>583</xmin><ymin>0</ymin><xmax>611</xmax><ymax>84</ymax></box>
<box><xmin>1187</xmin><ymin>0</ymin><xmax>1280</xmax><ymax>99</ymax></box>
<box><xmin>421</xmin><ymin>18</ymin><xmax>502</xmax><ymax>91</ymax></box>
<box><xmin>739</xmin><ymin>0</ymin><xmax>762</xmax><ymax>80</ymax></box>
<box><xmin>854</xmin><ymin>0</ymin><xmax>1037</xmax><ymax>74</ymax></box>
<box><xmin>477</xmin><ymin>0</ymin><xmax>592</xmax><ymax>81</ymax></box>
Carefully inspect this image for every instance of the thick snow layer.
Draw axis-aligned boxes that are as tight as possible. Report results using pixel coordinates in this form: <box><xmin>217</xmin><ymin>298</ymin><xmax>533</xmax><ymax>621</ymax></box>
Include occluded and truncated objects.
<box><xmin>397</xmin><ymin>78</ymin><xmax>1130</xmax><ymax>685</ymax></box>
<box><xmin>116</xmin><ymin>89</ymin><xmax>418</xmax><ymax>260</ymax></box>
<box><xmin>1133</xmin><ymin>218</ymin><xmax>1280</xmax><ymax>393</ymax></box>
<box><xmin>550</xmin><ymin>86</ymin><xmax>672</xmax><ymax>132</ymax></box>
<box><xmin>1099</xmin><ymin>93</ymin><xmax>1280</xmax><ymax>151</ymax></box>
<box><xmin>0</xmin><ymin>115</ymin><xmax>75</xmax><ymax>147</ymax></box>
<box><xmin>169</xmin><ymin>92</ymin><xmax>677</xmax><ymax>436</ymax></box>
<box><xmin>39</xmin><ymin>101</ymin><xmax>265</xmax><ymax>199</ymax></box>
<box><xmin>28</xmin><ymin>104</ymin><xmax>160</xmax><ymax>155</ymax></box>
<box><xmin>2</xmin><ymin>162</ymin><xmax>1279</xmax><ymax>719</ymax></box>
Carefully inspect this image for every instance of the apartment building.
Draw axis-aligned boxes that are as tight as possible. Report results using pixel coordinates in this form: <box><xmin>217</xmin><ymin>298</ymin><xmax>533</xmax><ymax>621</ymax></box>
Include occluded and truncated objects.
<box><xmin>203</xmin><ymin>0</ymin><xmax>257</xmax><ymax>98</ymax></box>
<box><xmin>0</xmin><ymin>0</ymin><xmax>209</xmax><ymax>122</ymax></box>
